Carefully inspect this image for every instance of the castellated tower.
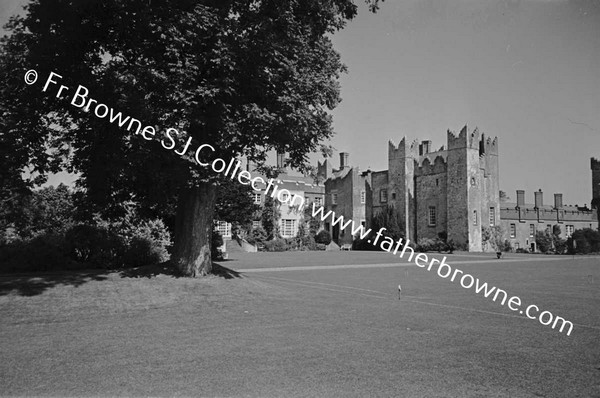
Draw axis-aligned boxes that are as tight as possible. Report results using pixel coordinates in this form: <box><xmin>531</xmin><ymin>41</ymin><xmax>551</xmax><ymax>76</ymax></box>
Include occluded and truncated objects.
<box><xmin>481</xmin><ymin>134</ymin><xmax>500</xmax><ymax>231</ymax></box>
<box><xmin>388</xmin><ymin>138</ymin><xmax>418</xmax><ymax>241</ymax></box>
<box><xmin>446</xmin><ymin>126</ymin><xmax>484</xmax><ymax>251</ymax></box>
<box><xmin>592</xmin><ymin>158</ymin><xmax>600</xmax><ymax>205</ymax></box>
<box><xmin>592</xmin><ymin>158</ymin><xmax>600</xmax><ymax>227</ymax></box>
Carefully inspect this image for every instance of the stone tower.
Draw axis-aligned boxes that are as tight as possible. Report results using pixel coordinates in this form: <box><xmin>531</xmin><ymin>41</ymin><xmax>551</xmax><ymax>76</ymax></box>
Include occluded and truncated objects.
<box><xmin>446</xmin><ymin>126</ymin><xmax>483</xmax><ymax>251</ymax></box>
<box><xmin>388</xmin><ymin>138</ymin><xmax>418</xmax><ymax>241</ymax></box>
<box><xmin>592</xmin><ymin>158</ymin><xmax>600</xmax><ymax>226</ymax></box>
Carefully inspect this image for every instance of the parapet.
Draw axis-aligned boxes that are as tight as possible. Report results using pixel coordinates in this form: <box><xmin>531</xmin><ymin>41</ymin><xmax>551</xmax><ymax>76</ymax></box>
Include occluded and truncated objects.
<box><xmin>592</xmin><ymin>157</ymin><xmax>600</xmax><ymax>171</ymax></box>
<box><xmin>415</xmin><ymin>154</ymin><xmax>448</xmax><ymax>176</ymax></box>
<box><xmin>389</xmin><ymin>137</ymin><xmax>419</xmax><ymax>158</ymax></box>
<box><xmin>447</xmin><ymin>124</ymin><xmax>481</xmax><ymax>150</ymax></box>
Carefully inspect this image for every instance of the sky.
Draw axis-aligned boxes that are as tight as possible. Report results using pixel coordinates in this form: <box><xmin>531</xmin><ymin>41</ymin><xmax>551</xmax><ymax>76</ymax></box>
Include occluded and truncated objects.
<box><xmin>2</xmin><ymin>0</ymin><xmax>599</xmax><ymax>206</ymax></box>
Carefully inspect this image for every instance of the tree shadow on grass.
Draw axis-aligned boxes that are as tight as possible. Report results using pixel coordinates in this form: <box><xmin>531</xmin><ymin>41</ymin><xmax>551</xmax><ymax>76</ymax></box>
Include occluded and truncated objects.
<box><xmin>0</xmin><ymin>261</ymin><xmax>243</xmax><ymax>297</ymax></box>
<box><xmin>117</xmin><ymin>261</ymin><xmax>242</xmax><ymax>280</ymax></box>
<box><xmin>0</xmin><ymin>271</ymin><xmax>109</xmax><ymax>297</ymax></box>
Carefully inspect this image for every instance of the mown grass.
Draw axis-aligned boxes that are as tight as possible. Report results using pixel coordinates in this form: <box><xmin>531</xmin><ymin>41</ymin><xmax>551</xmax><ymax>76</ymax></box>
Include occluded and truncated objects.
<box><xmin>1</xmin><ymin>252</ymin><xmax>599</xmax><ymax>397</ymax></box>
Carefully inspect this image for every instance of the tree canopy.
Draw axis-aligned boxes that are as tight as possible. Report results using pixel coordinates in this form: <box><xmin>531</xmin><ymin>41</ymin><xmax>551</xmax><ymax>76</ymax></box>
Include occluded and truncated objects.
<box><xmin>0</xmin><ymin>0</ymin><xmax>382</xmax><ymax>275</ymax></box>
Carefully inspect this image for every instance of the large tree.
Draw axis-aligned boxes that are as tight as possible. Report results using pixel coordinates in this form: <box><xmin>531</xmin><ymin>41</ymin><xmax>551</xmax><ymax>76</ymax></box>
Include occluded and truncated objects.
<box><xmin>0</xmin><ymin>0</ymin><xmax>381</xmax><ymax>276</ymax></box>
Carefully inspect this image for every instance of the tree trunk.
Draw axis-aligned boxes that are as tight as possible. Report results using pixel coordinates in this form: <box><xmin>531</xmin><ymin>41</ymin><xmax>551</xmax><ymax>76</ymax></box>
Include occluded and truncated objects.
<box><xmin>171</xmin><ymin>182</ymin><xmax>217</xmax><ymax>277</ymax></box>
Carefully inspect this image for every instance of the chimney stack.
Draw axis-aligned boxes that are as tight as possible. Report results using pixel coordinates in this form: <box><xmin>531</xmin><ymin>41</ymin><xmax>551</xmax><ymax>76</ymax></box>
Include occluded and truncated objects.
<box><xmin>554</xmin><ymin>193</ymin><xmax>563</xmax><ymax>209</ymax></box>
<box><xmin>419</xmin><ymin>140</ymin><xmax>432</xmax><ymax>156</ymax></box>
<box><xmin>516</xmin><ymin>190</ymin><xmax>525</xmax><ymax>208</ymax></box>
<box><xmin>340</xmin><ymin>152</ymin><xmax>349</xmax><ymax>169</ymax></box>
<box><xmin>534</xmin><ymin>189</ymin><xmax>543</xmax><ymax>209</ymax></box>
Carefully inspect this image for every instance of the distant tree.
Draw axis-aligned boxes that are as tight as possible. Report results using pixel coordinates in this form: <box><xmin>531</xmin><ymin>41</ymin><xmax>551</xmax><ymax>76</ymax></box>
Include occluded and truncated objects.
<box><xmin>6</xmin><ymin>184</ymin><xmax>75</xmax><ymax>239</ymax></box>
<box><xmin>371</xmin><ymin>205</ymin><xmax>404</xmax><ymax>241</ymax></box>
<box><xmin>499</xmin><ymin>190</ymin><xmax>510</xmax><ymax>202</ymax></box>
<box><xmin>535</xmin><ymin>230</ymin><xmax>553</xmax><ymax>253</ymax></box>
<box><xmin>0</xmin><ymin>0</ymin><xmax>383</xmax><ymax>276</ymax></box>
<box><xmin>570</xmin><ymin>228</ymin><xmax>600</xmax><ymax>254</ymax></box>
<box><xmin>482</xmin><ymin>225</ymin><xmax>506</xmax><ymax>252</ymax></box>
<box><xmin>215</xmin><ymin>177</ymin><xmax>259</xmax><ymax>233</ymax></box>
<box><xmin>261</xmin><ymin>196</ymin><xmax>280</xmax><ymax>240</ymax></box>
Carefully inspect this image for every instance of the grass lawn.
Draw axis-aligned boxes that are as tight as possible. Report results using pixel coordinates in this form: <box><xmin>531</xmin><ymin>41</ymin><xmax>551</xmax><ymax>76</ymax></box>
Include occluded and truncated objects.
<box><xmin>1</xmin><ymin>251</ymin><xmax>599</xmax><ymax>397</ymax></box>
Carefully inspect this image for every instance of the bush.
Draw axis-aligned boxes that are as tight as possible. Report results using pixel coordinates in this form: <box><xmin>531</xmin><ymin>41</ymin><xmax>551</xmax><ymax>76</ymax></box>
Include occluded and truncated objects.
<box><xmin>65</xmin><ymin>224</ymin><xmax>123</xmax><ymax>267</ymax></box>
<box><xmin>0</xmin><ymin>234</ymin><xmax>75</xmax><ymax>273</ymax></box>
<box><xmin>263</xmin><ymin>239</ymin><xmax>289</xmax><ymax>252</ymax></box>
<box><xmin>571</xmin><ymin>228</ymin><xmax>600</xmax><ymax>254</ymax></box>
<box><xmin>315</xmin><ymin>230</ymin><xmax>332</xmax><ymax>245</ymax></box>
<box><xmin>416</xmin><ymin>237</ymin><xmax>446</xmax><ymax>252</ymax></box>
<box><xmin>535</xmin><ymin>231</ymin><xmax>553</xmax><ymax>253</ymax></box>
<box><xmin>212</xmin><ymin>230</ymin><xmax>224</xmax><ymax>260</ymax></box>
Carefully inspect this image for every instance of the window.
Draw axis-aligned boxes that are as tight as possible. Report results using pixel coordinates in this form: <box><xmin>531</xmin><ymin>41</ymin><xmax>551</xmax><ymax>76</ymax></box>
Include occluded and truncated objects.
<box><xmin>314</xmin><ymin>197</ymin><xmax>323</xmax><ymax>207</ymax></box>
<box><xmin>566</xmin><ymin>225</ymin><xmax>574</xmax><ymax>237</ymax></box>
<box><xmin>360</xmin><ymin>190</ymin><xmax>366</xmax><ymax>204</ymax></box>
<box><xmin>510</xmin><ymin>223</ymin><xmax>516</xmax><ymax>238</ymax></box>
<box><xmin>529</xmin><ymin>224</ymin><xmax>535</xmax><ymax>237</ymax></box>
<box><xmin>281</xmin><ymin>219</ymin><xmax>296</xmax><ymax>238</ymax></box>
<box><xmin>489</xmin><ymin>207</ymin><xmax>495</xmax><ymax>226</ymax></box>
<box><xmin>252</xmin><ymin>193</ymin><xmax>261</xmax><ymax>205</ymax></box>
<box><xmin>380</xmin><ymin>189</ymin><xmax>388</xmax><ymax>203</ymax></box>
<box><xmin>546</xmin><ymin>224</ymin><xmax>551</xmax><ymax>232</ymax></box>
<box><xmin>331</xmin><ymin>192</ymin><xmax>338</xmax><ymax>205</ymax></box>
<box><xmin>252</xmin><ymin>221</ymin><xmax>261</xmax><ymax>229</ymax></box>
<box><xmin>428</xmin><ymin>206</ymin><xmax>436</xmax><ymax>226</ymax></box>
<box><xmin>215</xmin><ymin>221</ymin><xmax>231</xmax><ymax>238</ymax></box>
<box><xmin>392</xmin><ymin>192</ymin><xmax>397</xmax><ymax>200</ymax></box>
<box><xmin>473</xmin><ymin>210</ymin><xmax>478</xmax><ymax>226</ymax></box>
<box><xmin>436</xmin><ymin>178</ymin><xmax>439</xmax><ymax>186</ymax></box>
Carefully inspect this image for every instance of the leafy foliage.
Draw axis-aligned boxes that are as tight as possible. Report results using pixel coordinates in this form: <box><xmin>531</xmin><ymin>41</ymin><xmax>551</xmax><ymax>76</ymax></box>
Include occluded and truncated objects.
<box><xmin>0</xmin><ymin>0</ymin><xmax>383</xmax><ymax>274</ymax></box>
<box><xmin>569</xmin><ymin>228</ymin><xmax>600</xmax><ymax>254</ymax></box>
<box><xmin>315</xmin><ymin>230</ymin><xmax>332</xmax><ymax>245</ymax></box>
<box><xmin>371</xmin><ymin>206</ymin><xmax>405</xmax><ymax>242</ymax></box>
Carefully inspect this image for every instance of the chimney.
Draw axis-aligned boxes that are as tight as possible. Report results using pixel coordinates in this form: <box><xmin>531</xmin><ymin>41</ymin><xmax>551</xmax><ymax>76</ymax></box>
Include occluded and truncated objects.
<box><xmin>339</xmin><ymin>152</ymin><xmax>349</xmax><ymax>169</ymax></box>
<box><xmin>276</xmin><ymin>152</ymin><xmax>285</xmax><ymax>169</ymax></box>
<box><xmin>534</xmin><ymin>189</ymin><xmax>543</xmax><ymax>209</ymax></box>
<box><xmin>554</xmin><ymin>193</ymin><xmax>563</xmax><ymax>209</ymax></box>
<box><xmin>516</xmin><ymin>190</ymin><xmax>525</xmax><ymax>208</ymax></box>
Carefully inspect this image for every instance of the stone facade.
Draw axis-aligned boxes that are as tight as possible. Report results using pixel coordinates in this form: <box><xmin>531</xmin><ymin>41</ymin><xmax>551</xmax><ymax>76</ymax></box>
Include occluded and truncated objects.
<box><xmin>320</xmin><ymin>153</ymin><xmax>366</xmax><ymax>244</ymax></box>
<box><xmin>500</xmin><ymin>190</ymin><xmax>597</xmax><ymax>251</ymax></box>
<box><xmin>592</xmin><ymin>158</ymin><xmax>600</xmax><ymax>226</ymax></box>
<box><xmin>364</xmin><ymin>125</ymin><xmax>500</xmax><ymax>251</ymax></box>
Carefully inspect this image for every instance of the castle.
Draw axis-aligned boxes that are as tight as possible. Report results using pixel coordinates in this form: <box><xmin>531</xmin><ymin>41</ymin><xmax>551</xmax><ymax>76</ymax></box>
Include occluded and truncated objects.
<box><xmin>316</xmin><ymin>125</ymin><xmax>598</xmax><ymax>251</ymax></box>
<box><xmin>217</xmin><ymin>125</ymin><xmax>598</xmax><ymax>253</ymax></box>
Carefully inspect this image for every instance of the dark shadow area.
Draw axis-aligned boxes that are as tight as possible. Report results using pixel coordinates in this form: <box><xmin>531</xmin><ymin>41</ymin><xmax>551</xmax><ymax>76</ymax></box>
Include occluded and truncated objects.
<box><xmin>0</xmin><ymin>261</ymin><xmax>243</xmax><ymax>297</ymax></box>
<box><xmin>117</xmin><ymin>262</ymin><xmax>242</xmax><ymax>279</ymax></box>
<box><xmin>211</xmin><ymin>262</ymin><xmax>242</xmax><ymax>279</ymax></box>
<box><xmin>117</xmin><ymin>262</ymin><xmax>181</xmax><ymax>279</ymax></box>
<box><xmin>0</xmin><ymin>270</ymin><xmax>109</xmax><ymax>297</ymax></box>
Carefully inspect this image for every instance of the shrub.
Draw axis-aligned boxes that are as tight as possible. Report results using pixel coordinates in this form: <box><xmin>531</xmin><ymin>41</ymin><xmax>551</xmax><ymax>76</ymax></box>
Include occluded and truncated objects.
<box><xmin>263</xmin><ymin>239</ymin><xmax>288</xmax><ymax>252</ymax></box>
<box><xmin>0</xmin><ymin>234</ymin><xmax>74</xmax><ymax>273</ymax></box>
<box><xmin>416</xmin><ymin>237</ymin><xmax>440</xmax><ymax>252</ymax></box>
<box><xmin>571</xmin><ymin>228</ymin><xmax>600</xmax><ymax>254</ymax></box>
<box><xmin>535</xmin><ymin>231</ymin><xmax>553</xmax><ymax>253</ymax></box>
<box><xmin>212</xmin><ymin>230</ymin><xmax>224</xmax><ymax>260</ymax></box>
<box><xmin>64</xmin><ymin>224</ymin><xmax>124</xmax><ymax>267</ymax></box>
<box><xmin>315</xmin><ymin>230</ymin><xmax>332</xmax><ymax>245</ymax></box>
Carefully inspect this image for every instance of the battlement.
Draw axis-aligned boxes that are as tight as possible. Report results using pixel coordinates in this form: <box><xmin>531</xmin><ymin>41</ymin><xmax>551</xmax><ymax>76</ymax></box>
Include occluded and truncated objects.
<box><xmin>592</xmin><ymin>157</ymin><xmax>600</xmax><ymax>171</ymax></box>
<box><xmin>388</xmin><ymin>137</ymin><xmax>419</xmax><ymax>158</ymax></box>
<box><xmin>447</xmin><ymin>125</ymin><xmax>481</xmax><ymax>150</ymax></box>
<box><xmin>415</xmin><ymin>154</ymin><xmax>448</xmax><ymax>176</ymax></box>
<box><xmin>481</xmin><ymin>134</ymin><xmax>499</xmax><ymax>156</ymax></box>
